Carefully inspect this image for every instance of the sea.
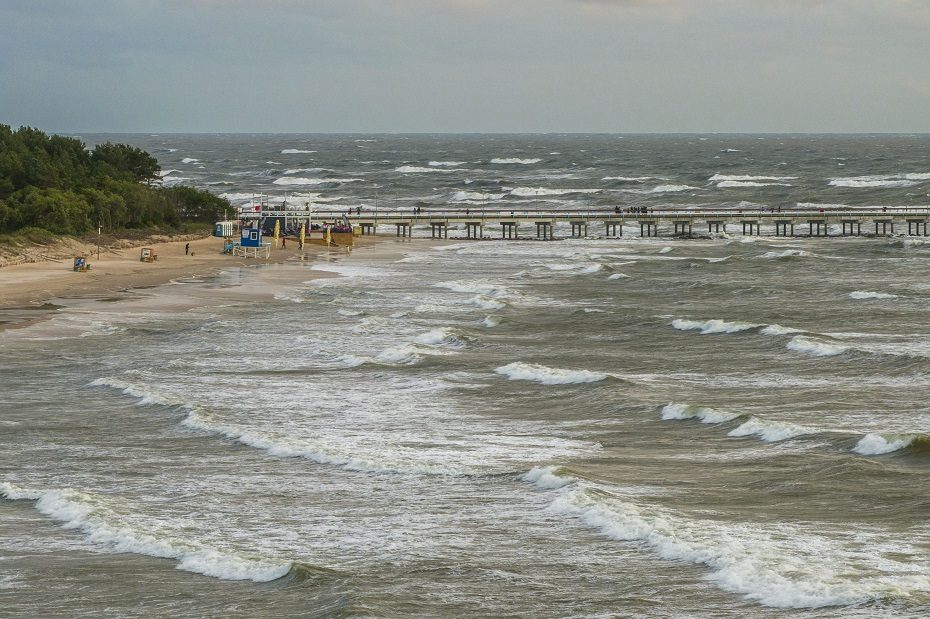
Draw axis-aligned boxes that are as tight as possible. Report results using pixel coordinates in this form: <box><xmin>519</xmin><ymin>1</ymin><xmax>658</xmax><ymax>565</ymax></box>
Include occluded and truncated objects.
<box><xmin>2</xmin><ymin>134</ymin><xmax>930</xmax><ymax>618</ymax></box>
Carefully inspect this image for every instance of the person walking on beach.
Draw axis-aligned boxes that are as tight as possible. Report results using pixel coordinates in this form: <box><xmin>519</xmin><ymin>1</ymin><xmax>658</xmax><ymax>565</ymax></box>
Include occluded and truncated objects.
<box><xmin>185</xmin><ymin>242</ymin><xmax>190</xmax><ymax>255</ymax></box>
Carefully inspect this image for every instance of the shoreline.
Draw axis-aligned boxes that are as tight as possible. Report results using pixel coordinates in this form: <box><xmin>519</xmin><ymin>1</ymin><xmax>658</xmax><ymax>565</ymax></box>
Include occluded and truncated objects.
<box><xmin>0</xmin><ymin>235</ymin><xmax>441</xmax><ymax>332</ymax></box>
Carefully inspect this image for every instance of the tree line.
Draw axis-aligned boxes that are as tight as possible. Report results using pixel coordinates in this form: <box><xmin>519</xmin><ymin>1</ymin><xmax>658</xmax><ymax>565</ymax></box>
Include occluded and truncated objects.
<box><xmin>0</xmin><ymin>124</ymin><xmax>230</xmax><ymax>235</ymax></box>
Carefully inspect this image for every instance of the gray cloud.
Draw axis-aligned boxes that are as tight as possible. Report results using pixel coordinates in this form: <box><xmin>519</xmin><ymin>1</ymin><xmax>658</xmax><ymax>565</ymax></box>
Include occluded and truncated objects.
<box><xmin>1</xmin><ymin>0</ymin><xmax>928</xmax><ymax>132</ymax></box>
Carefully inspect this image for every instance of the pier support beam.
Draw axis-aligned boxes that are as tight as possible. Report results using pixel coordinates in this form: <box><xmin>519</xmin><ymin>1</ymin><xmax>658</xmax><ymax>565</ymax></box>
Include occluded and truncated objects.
<box><xmin>741</xmin><ymin>221</ymin><xmax>760</xmax><ymax>236</ymax></box>
<box><xmin>707</xmin><ymin>221</ymin><xmax>725</xmax><ymax>234</ymax></box>
<box><xmin>500</xmin><ymin>222</ymin><xmax>517</xmax><ymax>239</ymax></box>
<box><xmin>465</xmin><ymin>222</ymin><xmax>483</xmax><ymax>240</ymax></box>
<box><xmin>430</xmin><ymin>222</ymin><xmax>448</xmax><ymax>239</ymax></box>
<box><xmin>570</xmin><ymin>221</ymin><xmax>588</xmax><ymax>238</ymax></box>
<box><xmin>536</xmin><ymin>221</ymin><xmax>553</xmax><ymax>240</ymax></box>
<box><xmin>874</xmin><ymin>220</ymin><xmax>894</xmax><ymax>235</ymax></box>
<box><xmin>673</xmin><ymin>221</ymin><xmax>693</xmax><ymax>236</ymax></box>
<box><xmin>605</xmin><ymin>220</ymin><xmax>622</xmax><ymax>237</ymax></box>
<box><xmin>774</xmin><ymin>221</ymin><xmax>794</xmax><ymax>237</ymax></box>
<box><xmin>906</xmin><ymin>220</ymin><xmax>928</xmax><ymax>236</ymax></box>
<box><xmin>359</xmin><ymin>222</ymin><xmax>376</xmax><ymax>235</ymax></box>
<box><xmin>639</xmin><ymin>222</ymin><xmax>658</xmax><ymax>237</ymax></box>
<box><xmin>808</xmin><ymin>220</ymin><xmax>827</xmax><ymax>237</ymax></box>
<box><xmin>395</xmin><ymin>222</ymin><xmax>412</xmax><ymax>238</ymax></box>
<box><xmin>841</xmin><ymin>220</ymin><xmax>862</xmax><ymax>236</ymax></box>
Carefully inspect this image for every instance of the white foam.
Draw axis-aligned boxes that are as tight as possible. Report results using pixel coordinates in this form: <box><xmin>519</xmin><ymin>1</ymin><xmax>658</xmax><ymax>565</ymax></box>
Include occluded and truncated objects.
<box><xmin>534</xmin><ymin>480</ymin><xmax>915</xmax><ymax>608</ymax></box>
<box><xmin>602</xmin><ymin>176</ymin><xmax>653</xmax><ymax>182</ymax></box>
<box><xmin>482</xmin><ymin>315</ymin><xmax>501</xmax><ymax>328</ymax></box>
<box><xmin>660</xmin><ymin>403</ymin><xmax>739</xmax><ymax>424</ymax></box>
<box><xmin>0</xmin><ymin>482</ymin><xmax>291</xmax><ymax>582</ymax></box>
<box><xmin>509</xmin><ymin>187</ymin><xmax>600</xmax><ymax>197</ymax></box>
<box><xmin>469</xmin><ymin>295</ymin><xmax>506</xmax><ymax>310</ymax></box>
<box><xmin>283</xmin><ymin>167</ymin><xmax>330</xmax><ymax>175</ymax></box>
<box><xmin>89</xmin><ymin>377</ymin><xmax>182</xmax><ymax>407</ymax></box>
<box><xmin>373</xmin><ymin>344</ymin><xmax>422</xmax><ymax>365</ymax></box>
<box><xmin>607</xmin><ymin>273</ymin><xmax>630</xmax><ymax>280</ymax></box>
<box><xmin>760</xmin><ymin>324</ymin><xmax>803</xmax><ymax>336</ymax></box>
<box><xmin>281</xmin><ymin>149</ymin><xmax>316</xmax><ymax>154</ymax></box>
<box><xmin>849</xmin><ymin>291</ymin><xmax>898</xmax><ymax>300</ymax></box>
<box><xmin>623</xmin><ymin>184</ymin><xmax>698</xmax><ymax>194</ymax></box>
<box><xmin>412</xmin><ymin>327</ymin><xmax>464</xmax><ymax>348</ymax></box>
<box><xmin>429</xmin><ymin>160</ymin><xmax>466</xmax><ymax>167</ymax></box>
<box><xmin>544</xmin><ymin>263</ymin><xmax>603</xmax><ymax>275</ymax></box>
<box><xmin>396</xmin><ymin>165</ymin><xmax>457</xmax><ymax>173</ymax></box>
<box><xmin>786</xmin><ymin>336</ymin><xmax>848</xmax><ymax>357</ymax></box>
<box><xmin>272</xmin><ymin>177</ymin><xmax>360</xmax><ymax>186</ymax></box>
<box><xmin>671</xmin><ymin>318</ymin><xmax>758</xmax><ymax>335</ymax></box>
<box><xmin>494</xmin><ymin>362</ymin><xmax>607</xmax><ymax>385</ymax></box>
<box><xmin>180</xmin><ymin>157</ymin><xmax>199</xmax><ymax>164</ymax></box>
<box><xmin>435</xmin><ymin>280</ymin><xmax>517</xmax><ymax>299</ymax></box>
<box><xmin>449</xmin><ymin>190</ymin><xmax>505</xmax><ymax>202</ymax></box>
<box><xmin>759</xmin><ymin>249</ymin><xmax>810</xmax><ymax>259</ymax></box>
<box><xmin>658</xmin><ymin>247</ymin><xmax>673</xmax><ymax>254</ymax></box>
<box><xmin>852</xmin><ymin>433</ymin><xmax>915</xmax><ymax>455</ymax></box>
<box><xmin>522</xmin><ymin>466</ymin><xmax>573</xmax><ymax>489</ymax></box>
<box><xmin>717</xmin><ymin>180</ymin><xmax>792</xmax><ymax>188</ymax></box>
<box><xmin>727</xmin><ymin>416</ymin><xmax>813</xmax><ymax>442</ymax></box>
<box><xmin>829</xmin><ymin>174</ymin><xmax>926</xmax><ymax>188</ymax></box>
<box><xmin>709</xmin><ymin>174</ymin><xmax>798</xmax><ymax>182</ymax></box>
<box><xmin>490</xmin><ymin>158</ymin><xmax>542</xmax><ymax>164</ymax></box>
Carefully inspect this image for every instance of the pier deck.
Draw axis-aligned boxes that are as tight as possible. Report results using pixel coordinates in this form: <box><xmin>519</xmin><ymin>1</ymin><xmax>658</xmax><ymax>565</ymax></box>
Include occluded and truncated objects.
<box><xmin>242</xmin><ymin>208</ymin><xmax>930</xmax><ymax>240</ymax></box>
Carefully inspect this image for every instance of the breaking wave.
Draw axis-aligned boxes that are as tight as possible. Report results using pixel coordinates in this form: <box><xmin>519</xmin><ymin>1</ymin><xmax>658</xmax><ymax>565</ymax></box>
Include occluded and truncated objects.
<box><xmin>660</xmin><ymin>403</ymin><xmax>740</xmax><ymax>424</ymax></box>
<box><xmin>521</xmin><ymin>469</ymin><xmax>926</xmax><ymax>608</ymax></box>
<box><xmin>727</xmin><ymin>416</ymin><xmax>813</xmax><ymax>442</ymax></box>
<box><xmin>509</xmin><ymin>187</ymin><xmax>600</xmax><ymax>197</ymax></box>
<box><xmin>272</xmin><ymin>177</ymin><xmax>360</xmax><ymax>187</ymax></box>
<box><xmin>494</xmin><ymin>362</ymin><xmax>608</xmax><ymax>385</ymax></box>
<box><xmin>449</xmin><ymin>190</ymin><xmax>505</xmax><ymax>203</ymax></box>
<box><xmin>429</xmin><ymin>160</ymin><xmax>466</xmax><ymax>167</ymax></box>
<box><xmin>853</xmin><ymin>433</ymin><xmax>917</xmax><ymax>455</ymax></box>
<box><xmin>622</xmin><ymin>184</ymin><xmax>698</xmax><ymax>194</ymax></box>
<box><xmin>759</xmin><ymin>324</ymin><xmax>803</xmax><ymax>336</ymax></box>
<box><xmin>671</xmin><ymin>318</ymin><xmax>758</xmax><ymax>334</ymax></box>
<box><xmin>490</xmin><ymin>158</ymin><xmax>541</xmax><ymax>164</ymax></box>
<box><xmin>709</xmin><ymin>174</ymin><xmax>798</xmax><ymax>182</ymax></box>
<box><xmin>717</xmin><ymin>180</ymin><xmax>792</xmax><ymax>188</ymax></box>
<box><xmin>786</xmin><ymin>335</ymin><xmax>848</xmax><ymax>357</ymax></box>
<box><xmin>396</xmin><ymin>165</ymin><xmax>458</xmax><ymax>174</ymax></box>
<box><xmin>829</xmin><ymin>174</ymin><xmax>925</xmax><ymax>188</ymax></box>
<box><xmin>0</xmin><ymin>482</ymin><xmax>293</xmax><ymax>582</ymax></box>
<box><xmin>759</xmin><ymin>249</ymin><xmax>810</xmax><ymax>259</ymax></box>
<box><xmin>281</xmin><ymin>149</ymin><xmax>316</xmax><ymax>154</ymax></box>
<box><xmin>412</xmin><ymin>327</ymin><xmax>466</xmax><ymax>348</ymax></box>
<box><xmin>544</xmin><ymin>263</ymin><xmax>603</xmax><ymax>275</ymax></box>
<box><xmin>849</xmin><ymin>291</ymin><xmax>898</xmax><ymax>300</ymax></box>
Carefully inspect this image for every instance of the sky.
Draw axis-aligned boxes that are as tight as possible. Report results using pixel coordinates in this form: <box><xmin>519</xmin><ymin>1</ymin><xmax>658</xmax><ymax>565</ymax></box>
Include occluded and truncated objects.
<box><xmin>1</xmin><ymin>0</ymin><xmax>929</xmax><ymax>133</ymax></box>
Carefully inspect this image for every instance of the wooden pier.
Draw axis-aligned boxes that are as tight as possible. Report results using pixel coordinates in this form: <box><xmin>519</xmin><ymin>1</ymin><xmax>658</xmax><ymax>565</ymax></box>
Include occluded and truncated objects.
<box><xmin>241</xmin><ymin>208</ymin><xmax>930</xmax><ymax>240</ymax></box>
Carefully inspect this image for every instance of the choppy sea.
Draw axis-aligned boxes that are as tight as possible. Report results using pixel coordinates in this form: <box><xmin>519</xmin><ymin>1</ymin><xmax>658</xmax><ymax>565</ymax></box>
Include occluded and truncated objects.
<box><xmin>2</xmin><ymin>134</ymin><xmax>930</xmax><ymax>617</ymax></box>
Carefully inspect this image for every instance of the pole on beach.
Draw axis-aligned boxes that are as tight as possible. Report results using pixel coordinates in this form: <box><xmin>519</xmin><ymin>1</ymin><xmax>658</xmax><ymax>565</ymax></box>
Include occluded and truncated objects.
<box><xmin>97</xmin><ymin>226</ymin><xmax>101</xmax><ymax>260</ymax></box>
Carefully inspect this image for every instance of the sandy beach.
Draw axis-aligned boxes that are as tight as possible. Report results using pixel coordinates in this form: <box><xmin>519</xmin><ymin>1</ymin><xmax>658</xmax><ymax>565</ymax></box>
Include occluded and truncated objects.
<box><xmin>0</xmin><ymin>234</ymin><xmax>395</xmax><ymax>332</ymax></box>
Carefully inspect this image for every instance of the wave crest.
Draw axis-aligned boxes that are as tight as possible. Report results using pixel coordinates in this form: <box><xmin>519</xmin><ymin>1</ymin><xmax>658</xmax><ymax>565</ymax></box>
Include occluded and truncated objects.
<box><xmin>672</xmin><ymin>318</ymin><xmax>758</xmax><ymax>334</ymax></box>
<box><xmin>786</xmin><ymin>336</ymin><xmax>848</xmax><ymax>357</ymax></box>
<box><xmin>494</xmin><ymin>362</ymin><xmax>608</xmax><ymax>385</ymax></box>
<box><xmin>0</xmin><ymin>482</ymin><xmax>292</xmax><ymax>582</ymax></box>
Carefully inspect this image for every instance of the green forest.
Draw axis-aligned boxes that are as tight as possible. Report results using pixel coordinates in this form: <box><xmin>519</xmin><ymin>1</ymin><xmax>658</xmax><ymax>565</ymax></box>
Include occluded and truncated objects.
<box><xmin>0</xmin><ymin>124</ymin><xmax>229</xmax><ymax>236</ymax></box>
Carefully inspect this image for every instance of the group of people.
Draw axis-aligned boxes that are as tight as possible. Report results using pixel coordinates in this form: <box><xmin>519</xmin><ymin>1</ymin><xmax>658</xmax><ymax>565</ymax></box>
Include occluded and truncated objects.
<box><xmin>615</xmin><ymin>206</ymin><xmax>653</xmax><ymax>214</ymax></box>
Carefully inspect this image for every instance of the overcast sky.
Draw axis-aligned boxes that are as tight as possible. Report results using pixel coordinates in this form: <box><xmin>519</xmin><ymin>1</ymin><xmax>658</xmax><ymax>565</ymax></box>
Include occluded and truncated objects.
<box><xmin>1</xmin><ymin>0</ymin><xmax>928</xmax><ymax>133</ymax></box>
